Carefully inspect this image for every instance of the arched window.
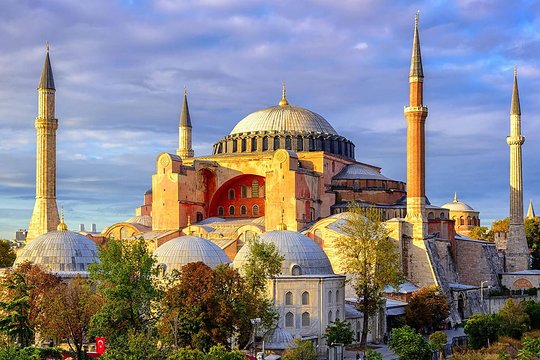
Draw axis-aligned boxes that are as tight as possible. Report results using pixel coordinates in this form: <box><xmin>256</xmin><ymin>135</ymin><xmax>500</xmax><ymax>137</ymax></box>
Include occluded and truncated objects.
<box><xmin>297</xmin><ymin>136</ymin><xmax>303</xmax><ymax>151</ymax></box>
<box><xmin>310</xmin><ymin>207</ymin><xmax>316</xmax><ymax>221</ymax></box>
<box><xmin>240</xmin><ymin>205</ymin><xmax>247</xmax><ymax>215</ymax></box>
<box><xmin>251</xmin><ymin>137</ymin><xmax>257</xmax><ymax>151</ymax></box>
<box><xmin>302</xmin><ymin>312</ymin><xmax>310</xmax><ymax>327</ymax></box>
<box><xmin>252</xmin><ymin>205</ymin><xmax>259</xmax><ymax>216</ymax></box>
<box><xmin>291</xmin><ymin>265</ymin><xmax>302</xmax><ymax>276</ymax></box>
<box><xmin>120</xmin><ymin>226</ymin><xmax>127</xmax><ymax>239</ymax></box>
<box><xmin>285</xmin><ymin>136</ymin><xmax>292</xmax><ymax>150</ymax></box>
<box><xmin>285</xmin><ymin>292</ymin><xmax>293</xmax><ymax>305</ymax></box>
<box><xmin>328</xmin><ymin>290</ymin><xmax>333</xmax><ymax>304</ymax></box>
<box><xmin>460</xmin><ymin>217</ymin><xmax>464</xmax><ymax>226</ymax></box>
<box><xmin>336</xmin><ymin>309</ymin><xmax>340</xmax><ymax>320</ymax></box>
<box><xmin>232</xmin><ymin>140</ymin><xmax>238</xmax><ymax>152</ymax></box>
<box><xmin>229</xmin><ymin>206</ymin><xmax>235</xmax><ymax>215</ymax></box>
<box><xmin>274</xmin><ymin>136</ymin><xmax>280</xmax><ymax>150</ymax></box>
<box><xmin>251</xmin><ymin>180</ymin><xmax>259</xmax><ymax>197</ymax></box>
<box><xmin>245</xmin><ymin>230</ymin><xmax>255</xmax><ymax>242</ymax></box>
<box><xmin>196</xmin><ymin>212</ymin><xmax>203</xmax><ymax>222</ymax></box>
<box><xmin>262</xmin><ymin>136</ymin><xmax>269</xmax><ymax>151</ymax></box>
<box><xmin>440</xmin><ymin>212</ymin><xmax>446</xmax><ymax>219</ymax></box>
<box><xmin>309</xmin><ymin>136</ymin><xmax>315</xmax><ymax>151</ymax></box>
<box><xmin>241</xmin><ymin>185</ymin><xmax>247</xmax><ymax>198</ymax></box>
<box><xmin>302</xmin><ymin>291</ymin><xmax>309</xmax><ymax>305</ymax></box>
<box><xmin>218</xmin><ymin>206</ymin><xmax>224</xmax><ymax>216</ymax></box>
<box><xmin>217</xmin><ymin>143</ymin><xmax>223</xmax><ymax>154</ymax></box>
<box><xmin>328</xmin><ymin>310</ymin><xmax>333</xmax><ymax>322</ymax></box>
<box><xmin>285</xmin><ymin>312</ymin><xmax>294</xmax><ymax>327</ymax></box>
<box><xmin>228</xmin><ymin>189</ymin><xmax>235</xmax><ymax>200</ymax></box>
<box><xmin>467</xmin><ymin>216</ymin><xmax>472</xmax><ymax>225</ymax></box>
<box><xmin>336</xmin><ymin>290</ymin><xmax>340</xmax><ymax>303</ymax></box>
<box><xmin>314</xmin><ymin>229</ymin><xmax>323</xmax><ymax>247</ymax></box>
<box><xmin>428</xmin><ymin>212</ymin><xmax>434</xmax><ymax>219</ymax></box>
<box><xmin>241</xmin><ymin>138</ymin><xmax>247</xmax><ymax>152</ymax></box>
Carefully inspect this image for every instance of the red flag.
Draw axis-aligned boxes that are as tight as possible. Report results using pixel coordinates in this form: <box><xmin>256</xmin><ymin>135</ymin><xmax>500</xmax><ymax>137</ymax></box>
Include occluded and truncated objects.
<box><xmin>96</xmin><ymin>337</ymin><xmax>106</xmax><ymax>354</ymax></box>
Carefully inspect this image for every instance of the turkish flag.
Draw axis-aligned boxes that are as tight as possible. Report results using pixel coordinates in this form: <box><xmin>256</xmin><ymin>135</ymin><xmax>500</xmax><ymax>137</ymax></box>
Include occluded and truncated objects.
<box><xmin>96</xmin><ymin>337</ymin><xmax>106</xmax><ymax>354</ymax></box>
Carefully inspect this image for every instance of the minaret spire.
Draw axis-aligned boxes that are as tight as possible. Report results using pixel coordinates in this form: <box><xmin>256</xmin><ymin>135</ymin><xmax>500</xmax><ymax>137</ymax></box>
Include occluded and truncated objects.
<box><xmin>410</xmin><ymin>11</ymin><xmax>424</xmax><ymax>79</ymax></box>
<box><xmin>527</xmin><ymin>200</ymin><xmax>535</xmax><ymax>219</ymax></box>
<box><xmin>506</xmin><ymin>67</ymin><xmax>528</xmax><ymax>271</ymax></box>
<box><xmin>176</xmin><ymin>86</ymin><xmax>194</xmax><ymax>158</ymax></box>
<box><xmin>27</xmin><ymin>44</ymin><xmax>60</xmax><ymax>241</ymax></box>
<box><xmin>279</xmin><ymin>81</ymin><xmax>289</xmax><ymax>106</ymax></box>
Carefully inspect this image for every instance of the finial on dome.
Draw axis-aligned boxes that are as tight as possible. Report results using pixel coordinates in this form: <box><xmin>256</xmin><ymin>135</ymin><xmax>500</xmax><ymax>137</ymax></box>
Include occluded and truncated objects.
<box><xmin>57</xmin><ymin>207</ymin><xmax>68</xmax><ymax>231</ymax></box>
<box><xmin>453</xmin><ymin>192</ymin><xmax>458</xmax><ymax>202</ymax></box>
<box><xmin>279</xmin><ymin>81</ymin><xmax>289</xmax><ymax>106</ymax></box>
<box><xmin>46</xmin><ymin>41</ymin><xmax>50</xmax><ymax>53</ymax></box>
<box><xmin>276</xmin><ymin>210</ymin><xmax>287</xmax><ymax>230</ymax></box>
<box><xmin>186</xmin><ymin>215</ymin><xmax>193</xmax><ymax>235</ymax></box>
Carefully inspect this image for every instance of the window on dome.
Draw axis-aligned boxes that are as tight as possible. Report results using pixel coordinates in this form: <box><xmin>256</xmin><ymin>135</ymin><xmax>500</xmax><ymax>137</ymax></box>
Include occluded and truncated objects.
<box><xmin>297</xmin><ymin>136</ymin><xmax>303</xmax><ymax>151</ymax></box>
<box><xmin>330</xmin><ymin>139</ymin><xmax>335</xmax><ymax>153</ymax></box>
<box><xmin>252</xmin><ymin>205</ymin><xmax>259</xmax><ymax>216</ymax></box>
<box><xmin>273</xmin><ymin>136</ymin><xmax>280</xmax><ymax>150</ymax></box>
<box><xmin>302</xmin><ymin>312</ymin><xmax>310</xmax><ymax>327</ymax></box>
<box><xmin>338</xmin><ymin>141</ymin><xmax>342</xmax><ymax>155</ymax></box>
<box><xmin>460</xmin><ymin>217</ymin><xmax>464</xmax><ymax>226</ymax></box>
<box><xmin>285</xmin><ymin>291</ymin><xmax>293</xmax><ymax>305</ymax></box>
<box><xmin>428</xmin><ymin>212</ymin><xmax>434</xmax><ymax>220</ymax></box>
<box><xmin>232</xmin><ymin>140</ymin><xmax>238</xmax><ymax>153</ymax></box>
<box><xmin>241</xmin><ymin>138</ymin><xmax>247</xmax><ymax>152</ymax></box>
<box><xmin>251</xmin><ymin>180</ymin><xmax>259</xmax><ymax>197</ymax></box>
<box><xmin>251</xmin><ymin>137</ymin><xmax>257</xmax><ymax>151</ymax></box>
<box><xmin>241</xmin><ymin>185</ymin><xmax>247</xmax><ymax>198</ymax></box>
<box><xmin>291</xmin><ymin>265</ymin><xmax>302</xmax><ymax>276</ymax></box>
<box><xmin>302</xmin><ymin>291</ymin><xmax>309</xmax><ymax>305</ymax></box>
<box><xmin>285</xmin><ymin>312</ymin><xmax>294</xmax><ymax>327</ymax></box>
<box><xmin>285</xmin><ymin>136</ymin><xmax>292</xmax><ymax>150</ymax></box>
<box><xmin>217</xmin><ymin>143</ymin><xmax>223</xmax><ymax>154</ymax></box>
<box><xmin>262</xmin><ymin>137</ymin><xmax>269</xmax><ymax>151</ymax></box>
<box><xmin>228</xmin><ymin>189</ymin><xmax>235</xmax><ymax>200</ymax></box>
<box><xmin>218</xmin><ymin>206</ymin><xmax>224</xmax><ymax>216</ymax></box>
<box><xmin>467</xmin><ymin>216</ymin><xmax>472</xmax><ymax>225</ymax></box>
<box><xmin>309</xmin><ymin>136</ymin><xmax>315</xmax><ymax>151</ymax></box>
<box><xmin>240</xmin><ymin>205</ymin><xmax>247</xmax><ymax>215</ymax></box>
<box><xmin>440</xmin><ymin>212</ymin><xmax>446</xmax><ymax>219</ymax></box>
<box><xmin>229</xmin><ymin>206</ymin><xmax>235</xmax><ymax>216</ymax></box>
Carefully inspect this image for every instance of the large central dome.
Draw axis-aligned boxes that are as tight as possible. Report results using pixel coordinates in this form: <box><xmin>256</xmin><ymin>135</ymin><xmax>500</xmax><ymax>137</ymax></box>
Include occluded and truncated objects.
<box><xmin>229</xmin><ymin>105</ymin><xmax>338</xmax><ymax>136</ymax></box>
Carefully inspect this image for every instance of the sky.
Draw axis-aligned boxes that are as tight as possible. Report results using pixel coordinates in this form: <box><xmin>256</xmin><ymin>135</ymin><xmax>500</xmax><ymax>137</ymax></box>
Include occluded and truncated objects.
<box><xmin>1</xmin><ymin>0</ymin><xmax>539</xmax><ymax>239</ymax></box>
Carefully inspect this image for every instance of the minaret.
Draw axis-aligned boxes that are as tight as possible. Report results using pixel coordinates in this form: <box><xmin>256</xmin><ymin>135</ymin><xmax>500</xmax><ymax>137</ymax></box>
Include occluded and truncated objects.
<box><xmin>176</xmin><ymin>87</ymin><xmax>194</xmax><ymax>158</ymax></box>
<box><xmin>506</xmin><ymin>67</ymin><xmax>528</xmax><ymax>271</ymax></box>
<box><xmin>527</xmin><ymin>200</ymin><xmax>535</xmax><ymax>219</ymax></box>
<box><xmin>405</xmin><ymin>12</ymin><xmax>429</xmax><ymax>240</ymax></box>
<box><xmin>27</xmin><ymin>44</ymin><xmax>60</xmax><ymax>241</ymax></box>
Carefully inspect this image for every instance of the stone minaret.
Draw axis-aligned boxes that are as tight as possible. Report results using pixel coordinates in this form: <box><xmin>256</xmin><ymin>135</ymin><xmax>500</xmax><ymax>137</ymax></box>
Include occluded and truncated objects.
<box><xmin>176</xmin><ymin>87</ymin><xmax>194</xmax><ymax>158</ymax></box>
<box><xmin>506</xmin><ymin>67</ymin><xmax>528</xmax><ymax>271</ymax></box>
<box><xmin>405</xmin><ymin>13</ymin><xmax>429</xmax><ymax>240</ymax></box>
<box><xmin>27</xmin><ymin>44</ymin><xmax>60</xmax><ymax>241</ymax></box>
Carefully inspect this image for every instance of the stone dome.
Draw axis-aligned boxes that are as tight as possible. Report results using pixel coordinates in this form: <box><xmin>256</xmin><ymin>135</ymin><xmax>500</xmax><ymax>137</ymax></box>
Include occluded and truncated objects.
<box><xmin>233</xmin><ymin>230</ymin><xmax>334</xmax><ymax>276</ymax></box>
<box><xmin>153</xmin><ymin>235</ymin><xmax>231</xmax><ymax>272</ymax></box>
<box><xmin>441</xmin><ymin>193</ymin><xmax>475</xmax><ymax>211</ymax></box>
<box><xmin>14</xmin><ymin>230</ymin><xmax>98</xmax><ymax>273</ymax></box>
<box><xmin>230</xmin><ymin>105</ymin><xmax>338</xmax><ymax>136</ymax></box>
<box><xmin>264</xmin><ymin>326</ymin><xmax>294</xmax><ymax>350</ymax></box>
<box><xmin>126</xmin><ymin>215</ymin><xmax>152</xmax><ymax>228</ymax></box>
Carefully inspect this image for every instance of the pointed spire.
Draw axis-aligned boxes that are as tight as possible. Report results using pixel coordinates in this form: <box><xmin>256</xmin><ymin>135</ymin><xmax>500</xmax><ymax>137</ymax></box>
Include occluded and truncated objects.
<box><xmin>180</xmin><ymin>86</ymin><xmax>192</xmax><ymax>127</ymax></box>
<box><xmin>409</xmin><ymin>11</ymin><xmax>424</xmax><ymax>79</ymax></box>
<box><xmin>39</xmin><ymin>42</ymin><xmax>55</xmax><ymax>90</ymax></box>
<box><xmin>454</xmin><ymin>192</ymin><xmax>458</xmax><ymax>202</ymax></box>
<box><xmin>527</xmin><ymin>200</ymin><xmax>535</xmax><ymax>219</ymax></box>
<box><xmin>511</xmin><ymin>66</ymin><xmax>521</xmax><ymax>115</ymax></box>
<box><xmin>279</xmin><ymin>81</ymin><xmax>289</xmax><ymax>106</ymax></box>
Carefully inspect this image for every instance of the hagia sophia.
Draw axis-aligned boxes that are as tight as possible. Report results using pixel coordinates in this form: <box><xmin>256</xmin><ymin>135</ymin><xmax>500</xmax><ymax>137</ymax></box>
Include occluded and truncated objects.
<box><xmin>12</xmin><ymin>14</ymin><xmax>537</xmax><ymax>351</ymax></box>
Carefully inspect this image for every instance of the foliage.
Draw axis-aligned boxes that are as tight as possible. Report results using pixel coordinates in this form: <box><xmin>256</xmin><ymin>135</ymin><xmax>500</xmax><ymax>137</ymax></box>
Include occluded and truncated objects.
<box><xmin>388</xmin><ymin>325</ymin><xmax>432</xmax><ymax>360</ymax></box>
<box><xmin>406</xmin><ymin>286</ymin><xmax>450</xmax><ymax>332</ymax></box>
<box><xmin>0</xmin><ymin>345</ymin><xmax>62</xmax><ymax>360</ymax></box>
<box><xmin>324</xmin><ymin>318</ymin><xmax>354</xmax><ymax>346</ymax></box>
<box><xmin>523</xmin><ymin>300</ymin><xmax>540</xmax><ymax>330</ymax></box>
<box><xmin>334</xmin><ymin>204</ymin><xmax>402</xmax><ymax>346</ymax></box>
<box><xmin>0</xmin><ymin>241</ymin><xmax>16</xmax><ymax>268</ymax></box>
<box><xmin>525</xmin><ymin>217</ymin><xmax>540</xmax><ymax>269</ymax></box>
<box><xmin>99</xmin><ymin>330</ymin><xmax>166</xmax><ymax>360</ymax></box>
<box><xmin>281</xmin><ymin>338</ymin><xmax>317</xmax><ymax>360</ymax></box>
<box><xmin>464</xmin><ymin>314</ymin><xmax>502</xmax><ymax>349</ymax></box>
<box><xmin>89</xmin><ymin>237</ymin><xmax>160</xmax><ymax>349</ymax></box>
<box><xmin>518</xmin><ymin>337</ymin><xmax>540</xmax><ymax>359</ymax></box>
<box><xmin>0</xmin><ymin>272</ymin><xmax>33</xmax><ymax>347</ymax></box>
<box><xmin>430</xmin><ymin>331</ymin><xmax>448</xmax><ymax>360</ymax></box>
<box><xmin>469</xmin><ymin>226</ymin><xmax>493</xmax><ymax>241</ymax></box>
<box><xmin>365</xmin><ymin>349</ymin><xmax>383</xmax><ymax>360</ymax></box>
<box><xmin>499</xmin><ymin>299</ymin><xmax>529</xmax><ymax>339</ymax></box>
<box><xmin>166</xmin><ymin>345</ymin><xmax>244</xmax><ymax>360</ymax></box>
<box><xmin>492</xmin><ymin>218</ymin><xmax>510</xmax><ymax>233</ymax></box>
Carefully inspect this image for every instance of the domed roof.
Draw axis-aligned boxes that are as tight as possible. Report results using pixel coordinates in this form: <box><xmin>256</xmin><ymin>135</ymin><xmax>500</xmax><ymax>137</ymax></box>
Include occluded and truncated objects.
<box><xmin>153</xmin><ymin>235</ymin><xmax>230</xmax><ymax>272</ymax></box>
<box><xmin>264</xmin><ymin>326</ymin><xmax>294</xmax><ymax>350</ymax></box>
<box><xmin>441</xmin><ymin>193</ymin><xmax>475</xmax><ymax>212</ymax></box>
<box><xmin>229</xmin><ymin>104</ymin><xmax>338</xmax><ymax>136</ymax></box>
<box><xmin>233</xmin><ymin>230</ymin><xmax>334</xmax><ymax>276</ymax></box>
<box><xmin>126</xmin><ymin>215</ymin><xmax>152</xmax><ymax>228</ymax></box>
<box><xmin>14</xmin><ymin>230</ymin><xmax>98</xmax><ymax>273</ymax></box>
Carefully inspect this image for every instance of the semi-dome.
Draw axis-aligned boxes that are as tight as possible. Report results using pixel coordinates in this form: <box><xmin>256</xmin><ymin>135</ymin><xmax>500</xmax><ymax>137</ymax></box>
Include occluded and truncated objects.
<box><xmin>126</xmin><ymin>215</ymin><xmax>152</xmax><ymax>228</ymax></box>
<box><xmin>14</xmin><ymin>230</ymin><xmax>98</xmax><ymax>273</ymax></box>
<box><xmin>441</xmin><ymin>193</ymin><xmax>475</xmax><ymax>211</ymax></box>
<box><xmin>233</xmin><ymin>229</ymin><xmax>334</xmax><ymax>276</ymax></box>
<box><xmin>153</xmin><ymin>235</ymin><xmax>230</xmax><ymax>272</ymax></box>
<box><xmin>264</xmin><ymin>326</ymin><xmax>294</xmax><ymax>350</ymax></box>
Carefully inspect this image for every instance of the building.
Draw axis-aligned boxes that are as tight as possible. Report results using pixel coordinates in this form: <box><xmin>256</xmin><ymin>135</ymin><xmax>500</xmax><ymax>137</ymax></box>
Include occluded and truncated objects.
<box><xmin>441</xmin><ymin>193</ymin><xmax>480</xmax><ymax>236</ymax></box>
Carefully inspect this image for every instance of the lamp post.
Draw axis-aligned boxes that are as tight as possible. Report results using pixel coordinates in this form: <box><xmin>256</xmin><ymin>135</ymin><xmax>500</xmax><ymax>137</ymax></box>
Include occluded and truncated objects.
<box><xmin>480</xmin><ymin>281</ymin><xmax>489</xmax><ymax>313</ymax></box>
<box><xmin>250</xmin><ymin>318</ymin><xmax>261</xmax><ymax>356</ymax></box>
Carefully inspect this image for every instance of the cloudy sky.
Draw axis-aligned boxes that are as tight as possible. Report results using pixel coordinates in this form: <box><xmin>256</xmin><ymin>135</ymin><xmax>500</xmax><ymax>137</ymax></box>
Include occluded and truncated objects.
<box><xmin>1</xmin><ymin>0</ymin><xmax>539</xmax><ymax>239</ymax></box>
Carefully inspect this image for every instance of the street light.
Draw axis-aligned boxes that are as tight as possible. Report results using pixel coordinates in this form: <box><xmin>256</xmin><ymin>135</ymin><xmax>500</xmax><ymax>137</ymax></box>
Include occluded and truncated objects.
<box><xmin>250</xmin><ymin>318</ymin><xmax>261</xmax><ymax>356</ymax></box>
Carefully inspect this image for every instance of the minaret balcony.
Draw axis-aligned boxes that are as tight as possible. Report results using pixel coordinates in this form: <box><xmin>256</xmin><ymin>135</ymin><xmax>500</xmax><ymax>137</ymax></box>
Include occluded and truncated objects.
<box><xmin>506</xmin><ymin>135</ymin><xmax>525</xmax><ymax>146</ymax></box>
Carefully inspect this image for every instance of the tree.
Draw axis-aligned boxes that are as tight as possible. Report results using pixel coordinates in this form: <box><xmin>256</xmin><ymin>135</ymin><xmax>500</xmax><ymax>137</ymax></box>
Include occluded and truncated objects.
<box><xmin>0</xmin><ymin>273</ymin><xmax>33</xmax><ymax>347</ymax></box>
<box><xmin>89</xmin><ymin>237</ymin><xmax>160</xmax><ymax>349</ymax></box>
<box><xmin>99</xmin><ymin>330</ymin><xmax>165</xmax><ymax>360</ymax></box>
<box><xmin>429</xmin><ymin>331</ymin><xmax>447</xmax><ymax>360</ymax></box>
<box><xmin>523</xmin><ymin>300</ymin><xmax>540</xmax><ymax>330</ymax></box>
<box><xmin>498</xmin><ymin>298</ymin><xmax>529</xmax><ymax>339</ymax></box>
<box><xmin>468</xmin><ymin>226</ymin><xmax>493</xmax><ymax>241</ymax></box>
<box><xmin>365</xmin><ymin>349</ymin><xmax>383</xmax><ymax>360</ymax></box>
<box><xmin>324</xmin><ymin>319</ymin><xmax>354</xmax><ymax>347</ymax></box>
<box><xmin>0</xmin><ymin>241</ymin><xmax>15</xmax><ymax>268</ymax></box>
<box><xmin>492</xmin><ymin>218</ymin><xmax>510</xmax><ymax>233</ymax></box>
<box><xmin>518</xmin><ymin>337</ymin><xmax>540</xmax><ymax>359</ymax></box>
<box><xmin>463</xmin><ymin>313</ymin><xmax>501</xmax><ymax>349</ymax></box>
<box><xmin>388</xmin><ymin>325</ymin><xmax>432</xmax><ymax>360</ymax></box>
<box><xmin>334</xmin><ymin>204</ymin><xmax>402</xmax><ymax>347</ymax></box>
<box><xmin>525</xmin><ymin>218</ymin><xmax>540</xmax><ymax>269</ymax></box>
<box><xmin>406</xmin><ymin>286</ymin><xmax>450</xmax><ymax>332</ymax></box>
<box><xmin>166</xmin><ymin>345</ymin><xmax>244</xmax><ymax>360</ymax></box>
<box><xmin>282</xmin><ymin>338</ymin><xmax>317</xmax><ymax>360</ymax></box>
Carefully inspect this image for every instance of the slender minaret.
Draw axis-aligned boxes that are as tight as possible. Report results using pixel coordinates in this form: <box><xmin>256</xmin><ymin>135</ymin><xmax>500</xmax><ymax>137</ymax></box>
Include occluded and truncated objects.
<box><xmin>527</xmin><ymin>200</ymin><xmax>535</xmax><ymax>219</ymax></box>
<box><xmin>176</xmin><ymin>87</ymin><xmax>194</xmax><ymax>158</ymax></box>
<box><xmin>506</xmin><ymin>67</ymin><xmax>528</xmax><ymax>271</ymax></box>
<box><xmin>405</xmin><ymin>12</ymin><xmax>429</xmax><ymax>240</ymax></box>
<box><xmin>27</xmin><ymin>44</ymin><xmax>60</xmax><ymax>241</ymax></box>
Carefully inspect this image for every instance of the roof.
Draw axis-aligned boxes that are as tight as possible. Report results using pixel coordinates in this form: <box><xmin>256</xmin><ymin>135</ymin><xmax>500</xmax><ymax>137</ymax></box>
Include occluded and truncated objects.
<box><xmin>332</xmin><ymin>164</ymin><xmax>391</xmax><ymax>181</ymax></box>
<box><xmin>384</xmin><ymin>282</ymin><xmax>420</xmax><ymax>294</ymax></box>
<box><xmin>126</xmin><ymin>215</ymin><xmax>152</xmax><ymax>228</ymax></box>
<box><xmin>229</xmin><ymin>104</ymin><xmax>338</xmax><ymax>136</ymax></box>
<box><xmin>449</xmin><ymin>283</ymin><xmax>478</xmax><ymax>290</ymax></box>
<box><xmin>180</xmin><ymin>88</ymin><xmax>192</xmax><ymax>127</ymax></box>
<box><xmin>441</xmin><ymin>193</ymin><xmax>475</xmax><ymax>211</ymax></box>
<box><xmin>502</xmin><ymin>270</ymin><xmax>540</xmax><ymax>276</ymax></box>
<box><xmin>39</xmin><ymin>47</ymin><xmax>55</xmax><ymax>90</ymax></box>
<box><xmin>264</xmin><ymin>326</ymin><xmax>294</xmax><ymax>350</ymax></box>
<box><xmin>344</xmin><ymin>304</ymin><xmax>364</xmax><ymax>319</ymax></box>
<box><xmin>511</xmin><ymin>67</ymin><xmax>521</xmax><ymax>115</ymax></box>
<box><xmin>409</xmin><ymin>13</ymin><xmax>424</xmax><ymax>78</ymax></box>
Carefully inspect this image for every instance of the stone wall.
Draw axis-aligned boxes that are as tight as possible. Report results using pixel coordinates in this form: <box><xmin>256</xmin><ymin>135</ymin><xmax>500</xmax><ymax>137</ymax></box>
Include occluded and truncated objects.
<box><xmin>455</xmin><ymin>238</ymin><xmax>501</xmax><ymax>287</ymax></box>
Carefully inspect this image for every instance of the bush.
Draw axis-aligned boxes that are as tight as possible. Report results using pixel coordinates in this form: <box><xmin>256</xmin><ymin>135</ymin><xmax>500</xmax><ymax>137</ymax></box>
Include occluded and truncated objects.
<box><xmin>464</xmin><ymin>314</ymin><xmax>502</xmax><ymax>349</ymax></box>
<box><xmin>523</xmin><ymin>300</ymin><xmax>540</xmax><ymax>330</ymax></box>
<box><xmin>0</xmin><ymin>346</ymin><xmax>62</xmax><ymax>360</ymax></box>
<box><xmin>499</xmin><ymin>299</ymin><xmax>529</xmax><ymax>339</ymax></box>
<box><xmin>518</xmin><ymin>337</ymin><xmax>540</xmax><ymax>359</ymax></box>
<box><xmin>388</xmin><ymin>326</ymin><xmax>432</xmax><ymax>360</ymax></box>
<box><xmin>365</xmin><ymin>349</ymin><xmax>383</xmax><ymax>360</ymax></box>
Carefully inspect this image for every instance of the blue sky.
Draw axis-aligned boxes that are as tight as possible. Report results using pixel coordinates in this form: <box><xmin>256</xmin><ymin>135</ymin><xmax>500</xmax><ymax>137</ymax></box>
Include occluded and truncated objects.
<box><xmin>1</xmin><ymin>0</ymin><xmax>539</xmax><ymax>239</ymax></box>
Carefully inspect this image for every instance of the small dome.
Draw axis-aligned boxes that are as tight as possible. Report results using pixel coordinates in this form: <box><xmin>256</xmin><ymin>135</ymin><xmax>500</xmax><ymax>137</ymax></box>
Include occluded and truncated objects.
<box><xmin>144</xmin><ymin>188</ymin><xmax>152</xmax><ymax>195</ymax></box>
<box><xmin>153</xmin><ymin>235</ymin><xmax>230</xmax><ymax>272</ymax></box>
<box><xmin>14</xmin><ymin>231</ymin><xmax>98</xmax><ymax>273</ymax></box>
<box><xmin>264</xmin><ymin>326</ymin><xmax>294</xmax><ymax>350</ymax></box>
<box><xmin>126</xmin><ymin>215</ymin><xmax>152</xmax><ymax>228</ymax></box>
<box><xmin>442</xmin><ymin>193</ymin><xmax>475</xmax><ymax>211</ymax></box>
<box><xmin>233</xmin><ymin>230</ymin><xmax>334</xmax><ymax>275</ymax></box>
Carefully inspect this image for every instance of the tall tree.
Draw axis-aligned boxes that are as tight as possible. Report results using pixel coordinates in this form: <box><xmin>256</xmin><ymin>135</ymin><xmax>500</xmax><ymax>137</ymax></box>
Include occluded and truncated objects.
<box><xmin>525</xmin><ymin>217</ymin><xmax>540</xmax><ymax>269</ymax></box>
<box><xmin>388</xmin><ymin>326</ymin><xmax>432</xmax><ymax>360</ymax></box>
<box><xmin>89</xmin><ymin>237</ymin><xmax>160</xmax><ymax>349</ymax></box>
<box><xmin>468</xmin><ymin>226</ymin><xmax>493</xmax><ymax>241</ymax></box>
<box><xmin>0</xmin><ymin>272</ymin><xmax>33</xmax><ymax>347</ymax></box>
<box><xmin>324</xmin><ymin>319</ymin><xmax>354</xmax><ymax>347</ymax></box>
<box><xmin>405</xmin><ymin>286</ymin><xmax>449</xmax><ymax>333</ymax></box>
<box><xmin>334</xmin><ymin>204</ymin><xmax>402</xmax><ymax>346</ymax></box>
<box><xmin>492</xmin><ymin>218</ymin><xmax>510</xmax><ymax>233</ymax></box>
<box><xmin>0</xmin><ymin>241</ymin><xmax>16</xmax><ymax>268</ymax></box>
<box><xmin>281</xmin><ymin>338</ymin><xmax>317</xmax><ymax>360</ymax></box>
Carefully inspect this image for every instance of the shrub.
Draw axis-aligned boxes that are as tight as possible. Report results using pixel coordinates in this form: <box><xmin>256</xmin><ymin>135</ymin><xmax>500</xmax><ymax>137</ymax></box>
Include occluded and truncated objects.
<box><xmin>464</xmin><ymin>314</ymin><xmax>502</xmax><ymax>349</ymax></box>
<box><xmin>388</xmin><ymin>326</ymin><xmax>432</xmax><ymax>360</ymax></box>
<box><xmin>499</xmin><ymin>299</ymin><xmax>529</xmax><ymax>339</ymax></box>
<box><xmin>365</xmin><ymin>349</ymin><xmax>383</xmax><ymax>360</ymax></box>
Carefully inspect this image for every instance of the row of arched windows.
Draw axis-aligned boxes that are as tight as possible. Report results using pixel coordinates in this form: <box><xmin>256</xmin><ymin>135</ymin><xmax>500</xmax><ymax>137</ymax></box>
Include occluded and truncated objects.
<box><xmin>228</xmin><ymin>180</ymin><xmax>261</xmax><ymax>200</ymax></box>
<box><xmin>285</xmin><ymin>312</ymin><xmax>311</xmax><ymax>327</ymax></box>
<box><xmin>427</xmin><ymin>212</ymin><xmax>447</xmax><ymax>220</ymax></box>
<box><xmin>218</xmin><ymin>205</ymin><xmax>260</xmax><ymax>216</ymax></box>
<box><xmin>453</xmin><ymin>215</ymin><xmax>479</xmax><ymax>226</ymax></box>
<box><xmin>328</xmin><ymin>289</ymin><xmax>341</xmax><ymax>304</ymax></box>
<box><xmin>285</xmin><ymin>291</ymin><xmax>310</xmax><ymax>305</ymax></box>
<box><xmin>328</xmin><ymin>309</ymin><xmax>341</xmax><ymax>322</ymax></box>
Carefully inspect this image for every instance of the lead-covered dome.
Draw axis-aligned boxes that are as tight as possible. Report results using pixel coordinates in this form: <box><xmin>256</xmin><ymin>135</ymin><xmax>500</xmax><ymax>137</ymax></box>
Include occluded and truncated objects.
<box><xmin>14</xmin><ymin>230</ymin><xmax>98</xmax><ymax>273</ymax></box>
<box><xmin>441</xmin><ymin>193</ymin><xmax>475</xmax><ymax>211</ymax></box>
<box><xmin>153</xmin><ymin>235</ymin><xmax>230</xmax><ymax>272</ymax></box>
<box><xmin>233</xmin><ymin>229</ymin><xmax>334</xmax><ymax>276</ymax></box>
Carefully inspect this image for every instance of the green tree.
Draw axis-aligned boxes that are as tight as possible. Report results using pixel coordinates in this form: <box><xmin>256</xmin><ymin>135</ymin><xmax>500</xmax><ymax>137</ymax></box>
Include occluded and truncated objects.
<box><xmin>0</xmin><ymin>241</ymin><xmax>16</xmax><ymax>268</ymax></box>
<box><xmin>334</xmin><ymin>204</ymin><xmax>402</xmax><ymax>346</ymax></box>
<box><xmin>523</xmin><ymin>300</ymin><xmax>540</xmax><ymax>330</ymax></box>
<box><xmin>492</xmin><ymin>218</ymin><xmax>510</xmax><ymax>233</ymax></box>
<box><xmin>0</xmin><ymin>273</ymin><xmax>33</xmax><ymax>347</ymax></box>
<box><xmin>429</xmin><ymin>331</ymin><xmax>447</xmax><ymax>360</ymax></box>
<box><xmin>282</xmin><ymin>338</ymin><xmax>317</xmax><ymax>360</ymax></box>
<box><xmin>525</xmin><ymin>217</ymin><xmax>540</xmax><ymax>269</ymax></box>
<box><xmin>469</xmin><ymin>226</ymin><xmax>493</xmax><ymax>241</ymax></box>
<box><xmin>100</xmin><ymin>330</ymin><xmax>165</xmax><ymax>360</ymax></box>
<box><xmin>89</xmin><ymin>237</ymin><xmax>160</xmax><ymax>349</ymax></box>
<box><xmin>463</xmin><ymin>313</ymin><xmax>502</xmax><ymax>349</ymax></box>
<box><xmin>498</xmin><ymin>298</ymin><xmax>529</xmax><ymax>339</ymax></box>
<box><xmin>166</xmin><ymin>345</ymin><xmax>244</xmax><ymax>360</ymax></box>
<box><xmin>388</xmin><ymin>325</ymin><xmax>432</xmax><ymax>360</ymax></box>
<box><xmin>406</xmin><ymin>286</ymin><xmax>450</xmax><ymax>332</ymax></box>
<box><xmin>518</xmin><ymin>337</ymin><xmax>540</xmax><ymax>360</ymax></box>
<box><xmin>365</xmin><ymin>349</ymin><xmax>383</xmax><ymax>360</ymax></box>
<box><xmin>324</xmin><ymin>318</ymin><xmax>354</xmax><ymax>346</ymax></box>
